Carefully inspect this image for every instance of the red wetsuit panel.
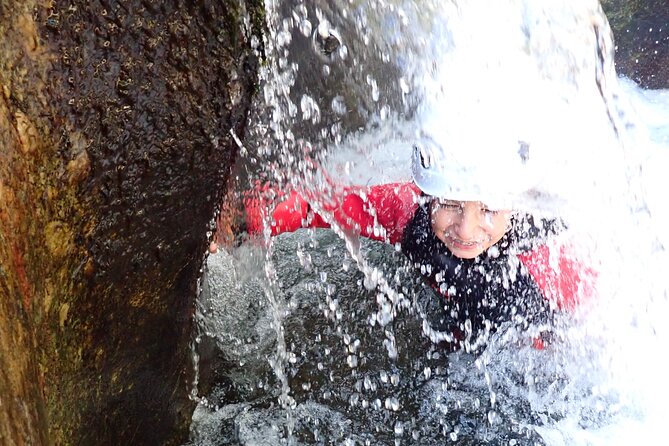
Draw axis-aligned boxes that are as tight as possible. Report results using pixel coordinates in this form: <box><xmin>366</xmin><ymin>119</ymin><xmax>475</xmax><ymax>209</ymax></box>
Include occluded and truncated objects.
<box><xmin>245</xmin><ymin>182</ymin><xmax>420</xmax><ymax>244</ymax></box>
<box><xmin>336</xmin><ymin>183</ymin><xmax>421</xmax><ymax>244</ymax></box>
<box><xmin>245</xmin><ymin>190</ymin><xmax>312</xmax><ymax>235</ymax></box>
<box><xmin>518</xmin><ymin>242</ymin><xmax>596</xmax><ymax>311</ymax></box>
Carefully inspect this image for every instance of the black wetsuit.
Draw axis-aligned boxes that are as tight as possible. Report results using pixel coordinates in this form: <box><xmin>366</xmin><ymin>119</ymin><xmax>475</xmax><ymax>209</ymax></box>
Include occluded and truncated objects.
<box><xmin>401</xmin><ymin>202</ymin><xmax>560</xmax><ymax>349</ymax></box>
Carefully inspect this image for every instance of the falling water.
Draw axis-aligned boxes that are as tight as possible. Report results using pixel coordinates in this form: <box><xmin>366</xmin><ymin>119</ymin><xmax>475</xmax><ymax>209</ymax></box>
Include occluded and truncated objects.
<box><xmin>188</xmin><ymin>1</ymin><xmax>669</xmax><ymax>444</ymax></box>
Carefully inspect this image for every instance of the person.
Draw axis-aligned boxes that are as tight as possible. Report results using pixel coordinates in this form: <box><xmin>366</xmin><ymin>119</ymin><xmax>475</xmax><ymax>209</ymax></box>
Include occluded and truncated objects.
<box><xmin>214</xmin><ymin>138</ymin><xmax>596</xmax><ymax>352</ymax></box>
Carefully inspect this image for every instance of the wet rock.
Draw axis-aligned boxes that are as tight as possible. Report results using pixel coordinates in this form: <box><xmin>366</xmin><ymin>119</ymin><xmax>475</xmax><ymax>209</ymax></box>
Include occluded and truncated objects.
<box><xmin>0</xmin><ymin>1</ymin><xmax>264</xmax><ymax>444</ymax></box>
<box><xmin>192</xmin><ymin>230</ymin><xmax>455</xmax><ymax>444</ymax></box>
<box><xmin>602</xmin><ymin>0</ymin><xmax>669</xmax><ymax>88</ymax></box>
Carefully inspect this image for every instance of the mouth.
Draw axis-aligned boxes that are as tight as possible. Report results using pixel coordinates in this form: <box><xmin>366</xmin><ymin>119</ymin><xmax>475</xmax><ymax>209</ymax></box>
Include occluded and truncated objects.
<box><xmin>444</xmin><ymin>235</ymin><xmax>486</xmax><ymax>250</ymax></box>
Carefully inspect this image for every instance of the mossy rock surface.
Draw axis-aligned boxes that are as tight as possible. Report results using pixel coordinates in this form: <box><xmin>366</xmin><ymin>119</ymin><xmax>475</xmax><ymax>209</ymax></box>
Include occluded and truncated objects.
<box><xmin>602</xmin><ymin>0</ymin><xmax>669</xmax><ymax>88</ymax></box>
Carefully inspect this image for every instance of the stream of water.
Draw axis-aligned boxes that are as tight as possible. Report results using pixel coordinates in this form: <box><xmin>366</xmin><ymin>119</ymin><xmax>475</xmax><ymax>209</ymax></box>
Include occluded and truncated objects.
<box><xmin>187</xmin><ymin>1</ymin><xmax>669</xmax><ymax>444</ymax></box>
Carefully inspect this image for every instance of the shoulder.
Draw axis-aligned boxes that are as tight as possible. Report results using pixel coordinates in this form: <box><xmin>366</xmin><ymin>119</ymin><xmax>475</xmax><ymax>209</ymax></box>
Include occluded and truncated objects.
<box><xmin>517</xmin><ymin>236</ymin><xmax>597</xmax><ymax>311</ymax></box>
<box><xmin>366</xmin><ymin>182</ymin><xmax>421</xmax><ymax>243</ymax></box>
<box><xmin>365</xmin><ymin>182</ymin><xmax>421</xmax><ymax>200</ymax></box>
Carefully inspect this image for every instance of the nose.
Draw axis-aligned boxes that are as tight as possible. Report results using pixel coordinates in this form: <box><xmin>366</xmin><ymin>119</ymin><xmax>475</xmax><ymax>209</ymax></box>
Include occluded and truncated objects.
<box><xmin>452</xmin><ymin>204</ymin><xmax>481</xmax><ymax>240</ymax></box>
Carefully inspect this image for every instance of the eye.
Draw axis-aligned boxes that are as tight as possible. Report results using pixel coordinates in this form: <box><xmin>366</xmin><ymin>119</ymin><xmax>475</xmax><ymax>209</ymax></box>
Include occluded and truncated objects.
<box><xmin>482</xmin><ymin>208</ymin><xmax>500</xmax><ymax>216</ymax></box>
<box><xmin>435</xmin><ymin>199</ymin><xmax>461</xmax><ymax>210</ymax></box>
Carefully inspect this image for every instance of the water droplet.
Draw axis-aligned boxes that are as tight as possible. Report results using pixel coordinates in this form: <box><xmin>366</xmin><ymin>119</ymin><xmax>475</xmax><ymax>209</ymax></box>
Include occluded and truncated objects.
<box><xmin>390</xmin><ymin>373</ymin><xmax>400</xmax><ymax>386</ymax></box>
<box><xmin>384</xmin><ymin>397</ymin><xmax>400</xmax><ymax>411</ymax></box>
<box><xmin>300</xmin><ymin>94</ymin><xmax>321</xmax><ymax>123</ymax></box>
<box><xmin>377</xmin><ymin>303</ymin><xmax>394</xmax><ymax>326</ymax></box>
<box><xmin>399</xmin><ymin>77</ymin><xmax>410</xmax><ymax>95</ymax></box>
<box><xmin>331</xmin><ymin>96</ymin><xmax>347</xmax><ymax>115</ymax></box>
<box><xmin>299</xmin><ymin>18</ymin><xmax>312</xmax><ymax>37</ymax></box>
<box><xmin>384</xmin><ymin>341</ymin><xmax>398</xmax><ymax>359</ymax></box>
<box><xmin>339</xmin><ymin>44</ymin><xmax>349</xmax><ymax>60</ymax></box>
<box><xmin>423</xmin><ymin>367</ymin><xmax>432</xmax><ymax>379</ymax></box>
<box><xmin>366</xmin><ymin>75</ymin><xmax>379</xmax><ymax>102</ymax></box>
<box><xmin>276</xmin><ymin>30</ymin><xmax>292</xmax><ymax>48</ymax></box>
<box><xmin>363</xmin><ymin>376</ymin><xmax>373</xmax><ymax>390</ymax></box>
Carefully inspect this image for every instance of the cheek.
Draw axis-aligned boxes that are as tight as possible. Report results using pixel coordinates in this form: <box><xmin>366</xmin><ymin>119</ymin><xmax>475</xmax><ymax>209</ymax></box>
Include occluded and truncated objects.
<box><xmin>483</xmin><ymin>212</ymin><xmax>496</xmax><ymax>229</ymax></box>
<box><xmin>430</xmin><ymin>208</ymin><xmax>455</xmax><ymax>230</ymax></box>
<box><xmin>484</xmin><ymin>214</ymin><xmax>511</xmax><ymax>238</ymax></box>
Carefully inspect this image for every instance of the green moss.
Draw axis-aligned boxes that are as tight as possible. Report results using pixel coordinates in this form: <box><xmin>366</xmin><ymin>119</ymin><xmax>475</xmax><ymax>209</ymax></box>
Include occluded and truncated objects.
<box><xmin>247</xmin><ymin>0</ymin><xmax>268</xmax><ymax>60</ymax></box>
<box><xmin>600</xmin><ymin>0</ymin><xmax>641</xmax><ymax>32</ymax></box>
<box><xmin>601</xmin><ymin>0</ymin><xmax>669</xmax><ymax>88</ymax></box>
<box><xmin>44</xmin><ymin>221</ymin><xmax>74</xmax><ymax>260</ymax></box>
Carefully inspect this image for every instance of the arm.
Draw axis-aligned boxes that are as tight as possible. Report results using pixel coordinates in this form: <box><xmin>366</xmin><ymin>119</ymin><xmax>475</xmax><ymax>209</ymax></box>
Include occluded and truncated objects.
<box><xmin>244</xmin><ymin>188</ymin><xmax>328</xmax><ymax>236</ymax></box>
<box><xmin>244</xmin><ymin>182</ymin><xmax>420</xmax><ymax>244</ymax></box>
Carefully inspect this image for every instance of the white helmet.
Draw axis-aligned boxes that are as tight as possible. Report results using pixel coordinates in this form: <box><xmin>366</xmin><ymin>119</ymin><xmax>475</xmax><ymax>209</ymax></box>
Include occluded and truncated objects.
<box><xmin>407</xmin><ymin>0</ymin><xmax>624</xmax><ymax>214</ymax></box>
<box><xmin>411</xmin><ymin>132</ymin><xmax>546</xmax><ymax>211</ymax></box>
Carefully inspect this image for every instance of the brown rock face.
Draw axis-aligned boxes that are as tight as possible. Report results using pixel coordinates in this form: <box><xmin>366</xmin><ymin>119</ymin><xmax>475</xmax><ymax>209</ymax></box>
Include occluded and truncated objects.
<box><xmin>0</xmin><ymin>1</ymin><xmax>263</xmax><ymax>445</ymax></box>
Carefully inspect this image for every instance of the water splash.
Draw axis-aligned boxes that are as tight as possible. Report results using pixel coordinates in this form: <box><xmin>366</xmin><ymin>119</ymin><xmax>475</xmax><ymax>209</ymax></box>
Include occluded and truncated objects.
<box><xmin>189</xmin><ymin>1</ymin><xmax>669</xmax><ymax>444</ymax></box>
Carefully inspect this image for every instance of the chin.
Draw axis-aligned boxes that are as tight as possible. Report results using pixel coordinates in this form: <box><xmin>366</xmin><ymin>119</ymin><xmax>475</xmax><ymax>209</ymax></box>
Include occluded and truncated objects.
<box><xmin>447</xmin><ymin>246</ymin><xmax>484</xmax><ymax>259</ymax></box>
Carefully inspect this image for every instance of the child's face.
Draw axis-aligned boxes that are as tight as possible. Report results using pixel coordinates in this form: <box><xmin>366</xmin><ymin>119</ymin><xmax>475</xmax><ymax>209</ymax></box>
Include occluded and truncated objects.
<box><xmin>430</xmin><ymin>199</ymin><xmax>512</xmax><ymax>259</ymax></box>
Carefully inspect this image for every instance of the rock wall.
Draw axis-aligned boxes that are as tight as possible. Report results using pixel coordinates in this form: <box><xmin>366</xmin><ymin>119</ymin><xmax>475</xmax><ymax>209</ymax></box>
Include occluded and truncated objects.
<box><xmin>0</xmin><ymin>1</ymin><xmax>263</xmax><ymax>444</ymax></box>
<box><xmin>602</xmin><ymin>0</ymin><xmax>669</xmax><ymax>88</ymax></box>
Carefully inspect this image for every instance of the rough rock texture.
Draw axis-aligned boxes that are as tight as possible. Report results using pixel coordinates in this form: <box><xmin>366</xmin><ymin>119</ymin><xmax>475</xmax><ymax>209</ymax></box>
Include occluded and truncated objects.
<box><xmin>602</xmin><ymin>0</ymin><xmax>669</xmax><ymax>88</ymax></box>
<box><xmin>0</xmin><ymin>1</ymin><xmax>263</xmax><ymax>444</ymax></box>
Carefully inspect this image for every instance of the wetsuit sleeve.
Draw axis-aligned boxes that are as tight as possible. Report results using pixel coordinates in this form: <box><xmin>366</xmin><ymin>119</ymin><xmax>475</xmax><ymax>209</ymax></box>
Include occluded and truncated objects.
<box><xmin>244</xmin><ymin>187</ymin><xmax>329</xmax><ymax>236</ymax></box>
<box><xmin>336</xmin><ymin>182</ymin><xmax>420</xmax><ymax>244</ymax></box>
<box><xmin>244</xmin><ymin>182</ymin><xmax>419</xmax><ymax>242</ymax></box>
<box><xmin>517</xmin><ymin>241</ymin><xmax>598</xmax><ymax>311</ymax></box>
